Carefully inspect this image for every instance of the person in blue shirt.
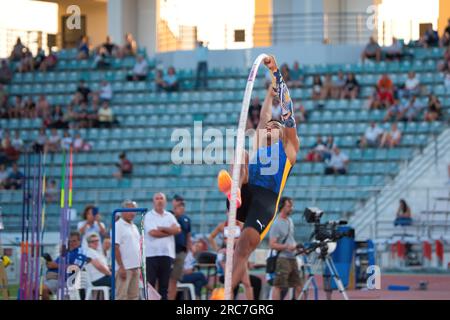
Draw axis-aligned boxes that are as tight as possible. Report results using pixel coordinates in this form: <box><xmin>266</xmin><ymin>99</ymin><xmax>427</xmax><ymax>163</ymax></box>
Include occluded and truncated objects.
<box><xmin>42</xmin><ymin>231</ymin><xmax>88</xmax><ymax>300</ymax></box>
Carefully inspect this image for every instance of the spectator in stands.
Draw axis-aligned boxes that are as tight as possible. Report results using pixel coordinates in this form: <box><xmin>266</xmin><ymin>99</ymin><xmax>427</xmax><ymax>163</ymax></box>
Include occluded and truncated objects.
<box><xmin>180</xmin><ymin>241</ymin><xmax>212</xmax><ymax>299</ymax></box>
<box><xmin>438</xmin><ymin>47</ymin><xmax>450</xmax><ymax>72</ymax></box>
<box><xmin>154</xmin><ymin>69</ymin><xmax>165</xmax><ymax>92</ymax></box>
<box><xmin>375</xmin><ymin>73</ymin><xmax>395</xmax><ymax>109</ymax></box>
<box><xmin>420</xmin><ymin>25</ymin><xmax>439</xmax><ymax>48</ymax></box>
<box><xmin>85</xmin><ymin>234</ymin><xmax>112</xmax><ymax>288</ymax></box>
<box><xmin>10</xmin><ymin>37</ymin><xmax>26</xmax><ymax>61</ymax></box>
<box><xmin>289</xmin><ymin>61</ymin><xmax>303</xmax><ymax>88</ymax></box>
<box><xmin>311</xmin><ymin>75</ymin><xmax>323</xmax><ymax>100</ymax></box>
<box><xmin>444</xmin><ymin>70</ymin><xmax>450</xmax><ymax>89</ymax></box>
<box><xmin>280</xmin><ymin>64</ymin><xmax>292</xmax><ymax>86</ymax></box>
<box><xmin>0</xmin><ymin>164</ymin><xmax>8</xmax><ymax>189</ymax></box>
<box><xmin>115</xmin><ymin>200</ymin><xmax>141</xmax><ymax>300</ymax></box>
<box><xmin>9</xmin><ymin>95</ymin><xmax>25</xmax><ymax>118</ymax></box>
<box><xmin>341</xmin><ymin>73</ymin><xmax>359</xmax><ymax>99</ymax></box>
<box><xmin>99</xmin><ymin>80</ymin><xmax>113</xmax><ymax>102</ymax></box>
<box><xmin>11</xmin><ymin>130</ymin><xmax>24</xmax><ymax>152</ymax></box>
<box><xmin>394</xmin><ymin>199</ymin><xmax>412</xmax><ymax>226</ymax></box>
<box><xmin>17</xmin><ymin>48</ymin><xmax>34</xmax><ymax>73</ymax></box>
<box><xmin>98</xmin><ymin>101</ymin><xmax>114</xmax><ymax>128</ymax></box>
<box><xmin>120</xmin><ymin>33</ymin><xmax>137</xmax><ymax>57</ymax></box>
<box><xmin>93</xmin><ymin>46</ymin><xmax>111</xmax><ymax>69</ymax></box>
<box><xmin>380</xmin><ymin>122</ymin><xmax>402</xmax><ymax>148</ymax></box>
<box><xmin>402</xmin><ymin>71</ymin><xmax>421</xmax><ymax>98</ymax></box>
<box><xmin>64</xmin><ymin>104</ymin><xmax>78</xmax><ymax>129</ymax></box>
<box><xmin>0</xmin><ymin>60</ymin><xmax>13</xmax><ymax>84</ymax></box>
<box><xmin>305</xmin><ymin>135</ymin><xmax>326</xmax><ymax>162</ymax></box>
<box><xmin>1</xmin><ymin>137</ymin><xmax>20</xmax><ymax>165</ymax></box>
<box><xmin>0</xmin><ymin>84</ymin><xmax>7</xmax><ymax>111</ymax></box>
<box><xmin>247</xmin><ymin>97</ymin><xmax>262</xmax><ymax>130</ymax></box>
<box><xmin>127</xmin><ymin>55</ymin><xmax>148</xmax><ymax>81</ymax></box>
<box><xmin>73</xmin><ymin>133</ymin><xmax>89</xmax><ymax>152</ymax></box>
<box><xmin>5</xmin><ymin>162</ymin><xmax>24</xmax><ymax>189</ymax></box>
<box><xmin>101</xmin><ymin>36</ymin><xmax>118</xmax><ymax>57</ymax></box>
<box><xmin>359</xmin><ymin>122</ymin><xmax>384</xmax><ymax>148</ymax></box>
<box><xmin>113</xmin><ymin>152</ymin><xmax>133</xmax><ymax>180</ymax></box>
<box><xmin>34</xmin><ymin>47</ymin><xmax>46</xmax><ymax>69</ymax></box>
<box><xmin>45</xmin><ymin>128</ymin><xmax>61</xmax><ymax>153</ymax></box>
<box><xmin>87</xmin><ymin>103</ymin><xmax>99</xmax><ymax>128</ymax></box>
<box><xmin>384</xmin><ymin>37</ymin><xmax>403</xmax><ymax>61</ymax></box>
<box><xmin>168</xmin><ymin>196</ymin><xmax>192</xmax><ymax>300</ymax></box>
<box><xmin>41</xmin><ymin>231</ymin><xmax>88</xmax><ymax>300</ymax></box>
<box><xmin>45</xmin><ymin>179</ymin><xmax>58</xmax><ymax>203</ymax></box>
<box><xmin>144</xmin><ymin>192</ymin><xmax>181</xmax><ymax>300</ymax></box>
<box><xmin>33</xmin><ymin>128</ymin><xmax>47</xmax><ymax>153</ymax></box>
<box><xmin>39</xmin><ymin>49</ymin><xmax>58</xmax><ymax>72</ymax></box>
<box><xmin>163</xmin><ymin>67</ymin><xmax>179</xmax><ymax>92</ymax></box>
<box><xmin>103</xmin><ymin>234</ymin><xmax>112</xmax><ymax>266</ymax></box>
<box><xmin>49</xmin><ymin>105</ymin><xmax>66</xmax><ymax>129</ymax></box>
<box><xmin>23</xmin><ymin>96</ymin><xmax>36</xmax><ymax>118</ymax></box>
<box><xmin>383</xmin><ymin>99</ymin><xmax>404</xmax><ymax>122</ymax></box>
<box><xmin>60</xmin><ymin>130</ymin><xmax>73</xmax><ymax>151</ymax></box>
<box><xmin>323</xmin><ymin>136</ymin><xmax>336</xmax><ymax>161</ymax></box>
<box><xmin>321</xmin><ymin>74</ymin><xmax>333</xmax><ymax>99</ymax></box>
<box><xmin>78</xmin><ymin>205</ymin><xmax>108</xmax><ymax>250</ymax></box>
<box><xmin>361</xmin><ymin>37</ymin><xmax>381</xmax><ymax>62</ymax></box>
<box><xmin>441</xmin><ymin>19</ymin><xmax>450</xmax><ymax>47</ymax></box>
<box><xmin>398</xmin><ymin>96</ymin><xmax>423</xmax><ymax>122</ymax></box>
<box><xmin>324</xmin><ymin>147</ymin><xmax>349</xmax><ymax>175</ymax></box>
<box><xmin>36</xmin><ymin>94</ymin><xmax>51</xmax><ymax>120</ymax></box>
<box><xmin>424</xmin><ymin>94</ymin><xmax>442</xmax><ymax>122</ymax></box>
<box><xmin>195</xmin><ymin>41</ymin><xmax>209</xmax><ymax>89</ymax></box>
<box><xmin>332</xmin><ymin>71</ymin><xmax>346</xmax><ymax>99</ymax></box>
<box><xmin>73</xmin><ymin>80</ymin><xmax>91</xmax><ymax>104</ymax></box>
<box><xmin>295</xmin><ymin>103</ymin><xmax>308</xmax><ymax>124</ymax></box>
<box><xmin>77</xmin><ymin>36</ymin><xmax>90</xmax><ymax>60</ymax></box>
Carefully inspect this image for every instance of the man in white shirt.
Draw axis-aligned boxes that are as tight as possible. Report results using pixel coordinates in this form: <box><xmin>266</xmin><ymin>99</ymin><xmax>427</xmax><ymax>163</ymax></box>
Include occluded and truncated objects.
<box><xmin>128</xmin><ymin>55</ymin><xmax>148</xmax><ymax>81</ymax></box>
<box><xmin>99</xmin><ymin>80</ymin><xmax>113</xmax><ymax>102</ymax></box>
<box><xmin>403</xmin><ymin>71</ymin><xmax>420</xmax><ymax>98</ymax></box>
<box><xmin>359</xmin><ymin>122</ymin><xmax>384</xmax><ymax>148</ymax></box>
<box><xmin>115</xmin><ymin>200</ymin><xmax>141</xmax><ymax>300</ymax></box>
<box><xmin>144</xmin><ymin>192</ymin><xmax>181</xmax><ymax>300</ymax></box>
<box><xmin>325</xmin><ymin>147</ymin><xmax>349</xmax><ymax>175</ymax></box>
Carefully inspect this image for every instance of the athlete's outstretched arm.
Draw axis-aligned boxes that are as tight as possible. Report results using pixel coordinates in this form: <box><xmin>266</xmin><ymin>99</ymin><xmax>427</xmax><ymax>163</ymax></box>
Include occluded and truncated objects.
<box><xmin>257</xmin><ymin>87</ymin><xmax>275</xmax><ymax>130</ymax></box>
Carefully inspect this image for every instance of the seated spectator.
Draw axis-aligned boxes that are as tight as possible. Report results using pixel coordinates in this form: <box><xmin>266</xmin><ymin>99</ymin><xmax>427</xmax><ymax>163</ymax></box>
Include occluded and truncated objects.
<box><xmin>127</xmin><ymin>55</ymin><xmax>148</xmax><ymax>81</ymax></box>
<box><xmin>23</xmin><ymin>96</ymin><xmax>36</xmax><ymax>118</ymax></box>
<box><xmin>398</xmin><ymin>96</ymin><xmax>423</xmax><ymax>122</ymax></box>
<box><xmin>424</xmin><ymin>94</ymin><xmax>442</xmax><ymax>122</ymax></box>
<box><xmin>101</xmin><ymin>36</ymin><xmax>118</xmax><ymax>57</ymax></box>
<box><xmin>33</xmin><ymin>47</ymin><xmax>46</xmax><ymax>70</ymax></box>
<box><xmin>180</xmin><ymin>241</ymin><xmax>212</xmax><ymax>300</ymax></box>
<box><xmin>9</xmin><ymin>95</ymin><xmax>25</xmax><ymax>118</ymax></box>
<box><xmin>295</xmin><ymin>103</ymin><xmax>308</xmax><ymax>124</ymax></box>
<box><xmin>0</xmin><ymin>164</ymin><xmax>8</xmax><ymax>189</ymax></box>
<box><xmin>438</xmin><ymin>47</ymin><xmax>450</xmax><ymax>72</ymax></box>
<box><xmin>154</xmin><ymin>69</ymin><xmax>165</xmax><ymax>92</ymax></box>
<box><xmin>73</xmin><ymin>133</ymin><xmax>90</xmax><ymax>152</ymax></box>
<box><xmin>289</xmin><ymin>61</ymin><xmax>303</xmax><ymax>88</ymax></box>
<box><xmin>280</xmin><ymin>64</ymin><xmax>291</xmax><ymax>86</ymax></box>
<box><xmin>247</xmin><ymin>97</ymin><xmax>262</xmax><ymax>130</ymax></box>
<box><xmin>341</xmin><ymin>73</ymin><xmax>359</xmax><ymax>99</ymax></box>
<box><xmin>120</xmin><ymin>33</ymin><xmax>137</xmax><ymax>58</ymax></box>
<box><xmin>384</xmin><ymin>37</ymin><xmax>403</xmax><ymax>61</ymax></box>
<box><xmin>5</xmin><ymin>162</ymin><xmax>24</xmax><ymax>189</ymax></box>
<box><xmin>73</xmin><ymin>80</ymin><xmax>91</xmax><ymax>104</ymax></box>
<box><xmin>441</xmin><ymin>19</ymin><xmax>450</xmax><ymax>47</ymax></box>
<box><xmin>323</xmin><ymin>136</ymin><xmax>336</xmax><ymax>161</ymax></box>
<box><xmin>162</xmin><ymin>67</ymin><xmax>179</xmax><ymax>92</ymax></box>
<box><xmin>359</xmin><ymin>122</ymin><xmax>384</xmax><ymax>148</ymax></box>
<box><xmin>39</xmin><ymin>49</ymin><xmax>58</xmax><ymax>72</ymax></box>
<box><xmin>45</xmin><ymin>179</ymin><xmax>58</xmax><ymax>202</ymax></box>
<box><xmin>45</xmin><ymin>128</ymin><xmax>61</xmax><ymax>153</ymax></box>
<box><xmin>49</xmin><ymin>105</ymin><xmax>66</xmax><ymax>129</ymax></box>
<box><xmin>380</xmin><ymin>122</ymin><xmax>402</xmax><ymax>148</ymax></box>
<box><xmin>11</xmin><ymin>130</ymin><xmax>24</xmax><ymax>152</ymax></box>
<box><xmin>33</xmin><ymin>128</ymin><xmax>47</xmax><ymax>153</ymax></box>
<box><xmin>324</xmin><ymin>147</ymin><xmax>349</xmax><ymax>175</ymax></box>
<box><xmin>17</xmin><ymin>48</ymin><xmax>34</xmax><ymax>73</ymax></box>
<box><xmin>331</xmin><ymin>71</ymin><xmax>346</xmax><ymax>99</ymax></box>
<box><xmin>374</xmin><ymin>74</ymin><xmax>395</xmax><ymax>109</ymax></box>
<box><xmin>98</xmin><ymin>80</ymin><xmax>113</xmax><ymax>102</ymax></box>
<box><xmin>85</xmin><ymin>234</ymin><xmax>112</xmax><ymax>288</ymax></box>
<box><xmin>444</xmin><ymin>70</ymin><xmax>450</xmax><ymax>89</ymax></box>
<box><xmin>321</xmin><ymin>74</ymin><xmax>333</xmax><ymax>99</ymax></box>
<box><xmin>77</xmin><ymin>36</ymin><xmax>90</xmax><ymax>60</ymax></box>
<box><xmin>87</xmin><ymin>103</ymin><xmax>99</xmax><ymax>128</ymax></box>
<box><xmin>1</xmin><ymin>137</ymin><xmax>20</xmax><ymax>164</ymax></box>
<box><xmin>98</xmin><ymin>102</ymin><xmax>114</xmax><ymax>128</ymax></box>
<box><xmin>383</xmin><ymin>99</ymin><xmax>404</xmax><ymax>122</ymax></box>
<box><xmin>113</xmin><ymin>152</ymin><xmax>133</xmax><ymax>180</ymax></box>
<box><xmin>64</xmin><ymin>104</ymin><xmax>78</xmax><ymax>129</ymax></box>
<box><xmin>9</xmin><ymin>37</ymin><xmax>26</xmax><ymax>61</ymax></box>
<box><xmin>420</xmin><ymin>25</ymin><xmax>439</xmax><ymax>48</ymax></box>
<box><xmin>36</xmin><ymin>95</ymin><xmax>51</xmax><ymax>120</ymax></box>
<box><xmin>0</xmin><ymin>60</ymin><xmax>13</xmax><ymax>84</ymax></box>
<box><xmin>93</xmin><ymin>46</ymin><xmax>111</xmax><ymax>69</ymax></box>
<box><xmin>76</xmin><ymin>102</ymin><xmax>90</xmax><ymax>129</ymax></box>
<box><xmin>394</xmin><ymin>199</ymin><xmax>412</xmax><ymax>226</ymax></box>
<box><xmin>0</xmin><ymin>84</ymin><xmax>7</xmax><ymax>110</ymax></box>
<box><xmin>361</xmin><ymin>37</ymin><xmax>381</xmax><ymax>62</ymax></box>
<box><xmin>305</xmin><ymin>135</ymin><xmax>326</xmax><ymax>162</ymax></box>
<box><xmin>402</xmin><ymin>71</ymin><xmax>421</xmax><ymax>98</ymax></box>
<box><xmin>60</xmin><ymin>130</ymin><xmax>73</xmax><ymax>151</ymax></box>
<box><xmin>311</xmin><ymin>75</ymin><xmax>323</xmax><ymax>100</ymax></box>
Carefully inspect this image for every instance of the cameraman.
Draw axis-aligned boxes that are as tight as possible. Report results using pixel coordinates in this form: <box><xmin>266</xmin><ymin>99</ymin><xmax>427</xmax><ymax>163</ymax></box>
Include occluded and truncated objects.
<box><xmin>269</xmin><ymin>197</ymin><xmax>303</xmax><ymax>300</ymax></box>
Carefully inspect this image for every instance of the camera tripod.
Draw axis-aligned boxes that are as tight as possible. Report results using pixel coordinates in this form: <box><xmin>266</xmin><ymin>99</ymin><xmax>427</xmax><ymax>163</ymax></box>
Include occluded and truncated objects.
<box><xmin>297</xmin><ymin>242</ymin><xmax>349</xmax><ymax>300</ymax></box>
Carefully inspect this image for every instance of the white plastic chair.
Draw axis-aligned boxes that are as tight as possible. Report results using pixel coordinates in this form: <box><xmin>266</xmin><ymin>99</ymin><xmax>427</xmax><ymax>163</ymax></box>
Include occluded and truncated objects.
<box><xmin>84</xmin><ymin>270</ymin><xmax>110</xmax><ymax>300</ymax></box>
<box><xmin>176</xmin><ymin>282</ymin><xmax>196</xmax><ymax>300</ymax></box>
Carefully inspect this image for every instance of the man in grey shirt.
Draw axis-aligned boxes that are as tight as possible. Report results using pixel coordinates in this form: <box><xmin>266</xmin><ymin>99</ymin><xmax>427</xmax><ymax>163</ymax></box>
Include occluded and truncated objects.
<box><xmin>269</xmin><ymin>197</ymin><xmax>303</xmax><ymax>299</ymax></box>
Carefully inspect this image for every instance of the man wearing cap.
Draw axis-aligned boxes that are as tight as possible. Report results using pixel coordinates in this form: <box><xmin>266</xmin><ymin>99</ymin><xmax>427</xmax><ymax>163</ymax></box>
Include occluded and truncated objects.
<box><xmin>168</xmin><ymin>195</ymin><xmax>192</xmax><ymax>300</ymax></box>
<box><xmin>115</xmin><ymin>200</ymin><xmax>141</xmax><ymax>300</ymax></box>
